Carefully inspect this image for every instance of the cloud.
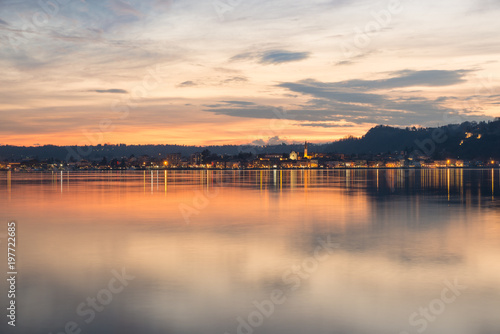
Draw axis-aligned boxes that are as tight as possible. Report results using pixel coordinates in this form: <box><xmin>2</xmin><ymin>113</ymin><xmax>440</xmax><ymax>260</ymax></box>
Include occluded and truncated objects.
<box><xmin>231</xmin><ymin>49</ymin><xmax>310</xmax><ymax>65</ymax></box>
<box><xmin>251</xmin><ymin>139</ymin><xmax>266</xmax><ymax>145</ymax></box>
<box><xmin>259</xmin><ymin>50</ymin><xmax>310</xmax><ymax>64</ymax></box>
<box><xmin>251</xmin><ymin>136</ymin><xmax>289</xmax><ymax>146</ymax></box>
<box><xmin>222</xmin><ymin>76</ymin><xmax>248</xmax><ymax>84</ymax></box>
<box><xmin>204</xmin><ymin>101</ymin><xmax>291</xmax><ymax>120</ymax></box>
<box><xmin>335</xmin><ymin>60</ymin><xmax>354</xmax><ymax>66</ymax></box>
<box><xmin>279</xmin><ymin>80</ymin><xmax>386</xmax><ymax>104</ymax></box>
<box><xmin>334</xmin><ymin>51</ymin><xmax>374</xmax><ymax>66</ymax></box>
<box><xmin>286</xmin><ymin>70</ymin><xmax>471</xmax><ymax>92</ymax></box>
<box><xmin>220</xmin><ymin>101</ymin><xmax>256</xmax><ymax>106</ymax></box>
<box><xmin>204</xmin><ymin>69</ymin><xmax>490</xmax><ymax>127</ymax></box>
<box><xmin>178</xmin><ymin>81</ymin><xmax>197</xmax><ymax>87</ymax></box>
<box><xmin>90</xmin><ymin>89</ymin><xmax>128</xmax><ymax>94</ymax></box>
<box><xmin>229</xmin><ymin>52</ymin><xmax>253</xmax><ymax>62</ymax></box>
<box><xmin>0</xmin><ymin>18</ymin><xmax>9</xmax><ymax>26</ymax></box>
<box><xmin>177</xmin><ymin>77</ymin><xmax>248</xmax><ymax>88</ymax></box>
<box><xmin>300</xmin><ymin>122</ymin><xmax>355</xmax><ymax>128</ymax></box>
<box><xmin>205</xmin><ymin>97</ymin><xmax>482</xmax><ymax>127</ymax></box>
<box><xmin>381</xmin><ymin>70</ymin><xmax>471</xmax><ymax>88</ymax></box>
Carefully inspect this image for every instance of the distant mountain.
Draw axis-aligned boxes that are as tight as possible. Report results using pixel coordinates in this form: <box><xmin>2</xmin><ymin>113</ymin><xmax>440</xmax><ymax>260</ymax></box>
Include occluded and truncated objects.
<box><xmin>1</xmin><ymin>119</ymin><xmax>499</xmax><ymax>161</ymax></box>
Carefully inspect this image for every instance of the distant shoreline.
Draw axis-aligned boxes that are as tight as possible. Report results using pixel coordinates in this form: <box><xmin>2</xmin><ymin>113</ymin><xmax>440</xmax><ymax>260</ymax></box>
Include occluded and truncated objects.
<box><xmin>2</xmin><ymin>167</ymin><xmax>499</xmax><ymax>172</ymax></box>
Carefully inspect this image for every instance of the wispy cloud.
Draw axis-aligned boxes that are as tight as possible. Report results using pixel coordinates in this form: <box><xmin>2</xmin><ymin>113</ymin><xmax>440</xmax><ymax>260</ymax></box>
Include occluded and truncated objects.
<box><xmin>287</xmin><ymin>70</ymin><xmax>471</xmax><ymax>92</ymax></box>
<box><xmin>231</xmin><ymin>49</ymin><xmax>310</xmax><ymax>65</ymax></box>
<box><xmin>222</xmin><ymin>76</ymin><xmax>248</xmax><ymax>84</ymax></box>
<box><xmin>204</xmin><ymin>69</ymin><xmax>491</xmax><ymax>127</ymax></box>
<box><xmin>259</xmin><ymin>50</ymin><xmax>310</xmax><ymax>64</ymax></box>
<box><xmin>220</xmin><ymin>101</ymin><xmax>256</xmax><ymax>106</ymax></box>
<box><xmin>89</xmin><ymin>89</ymin><xmax>128</xmax><ymax>94</ymax></box>
<box><xmin>300</xmin><ymin>122</ymin><xmax>355</xmax><ymax>128</ymax></box>
<box><xmin>178</xmin><ymin>81</ymin><xmax>197</xmax><ymax>87</ymax></box>
<box><xmin>334</xmin><ymin>51</ymin><xmax>374</xmax><ymax>66</ymax></box>
<box><xmin>177</xmin><ymin>76</ymin><xmax>248</xmax><ymax>88</ymax></box>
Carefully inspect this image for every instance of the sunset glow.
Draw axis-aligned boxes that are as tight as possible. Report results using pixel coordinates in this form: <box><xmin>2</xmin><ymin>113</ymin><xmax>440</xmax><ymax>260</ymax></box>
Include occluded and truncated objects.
<box><xmin>1</xmin><ymin>0</ymin><xmax>499</xmax><ymax>146</ymax></box>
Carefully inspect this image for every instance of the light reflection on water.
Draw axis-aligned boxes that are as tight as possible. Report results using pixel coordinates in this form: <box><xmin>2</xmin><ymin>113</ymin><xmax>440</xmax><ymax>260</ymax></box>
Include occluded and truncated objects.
<box><xmin>0</xmin><ymin>169</ymin><xmax>499</xmax><ymax>334</ymax></box>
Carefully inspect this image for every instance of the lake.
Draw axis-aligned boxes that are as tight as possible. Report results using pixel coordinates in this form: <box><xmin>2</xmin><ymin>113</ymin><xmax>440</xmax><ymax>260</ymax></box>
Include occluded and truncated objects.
<box><xmin>1</xmin><ymin>169</ymin><xmax>499</xmax><ymax>334</ymax></box>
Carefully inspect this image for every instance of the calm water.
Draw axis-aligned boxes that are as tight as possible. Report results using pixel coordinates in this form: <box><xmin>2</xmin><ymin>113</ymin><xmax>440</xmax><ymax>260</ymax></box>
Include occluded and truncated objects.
<box><xmin>1</xmin><ymin>169</ymin><xmax>500</xmax><ymax>334</ymax></box>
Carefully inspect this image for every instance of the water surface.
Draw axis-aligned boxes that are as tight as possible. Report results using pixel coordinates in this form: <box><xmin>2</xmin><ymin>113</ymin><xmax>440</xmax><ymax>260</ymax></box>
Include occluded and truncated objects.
<box><xmin>1</xmin><ymin>169</ymin><xmax>499</xmax><ymax>334</ymax></box>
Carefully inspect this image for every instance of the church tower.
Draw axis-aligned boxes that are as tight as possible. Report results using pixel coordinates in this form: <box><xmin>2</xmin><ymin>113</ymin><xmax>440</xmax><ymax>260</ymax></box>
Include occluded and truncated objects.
<box><xmin>304</xmin><ymin>141</ymin><xmax>309</xmax><ymax>159</ymax></box>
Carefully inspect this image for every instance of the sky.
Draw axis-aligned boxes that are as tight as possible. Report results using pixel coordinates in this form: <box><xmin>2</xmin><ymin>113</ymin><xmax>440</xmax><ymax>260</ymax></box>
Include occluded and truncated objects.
<box><xmin>0</xmin><ymin>0</ymin><xmax>499</xmax><ymax>146</ymax></box>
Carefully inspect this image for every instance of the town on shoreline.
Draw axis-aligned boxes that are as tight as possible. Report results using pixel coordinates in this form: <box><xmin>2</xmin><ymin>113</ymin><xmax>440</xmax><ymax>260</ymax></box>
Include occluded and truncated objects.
<box><xmin>2</xmin><ymin>142</ymin><xmax>498</xmax><ymax>171</ymax></box>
